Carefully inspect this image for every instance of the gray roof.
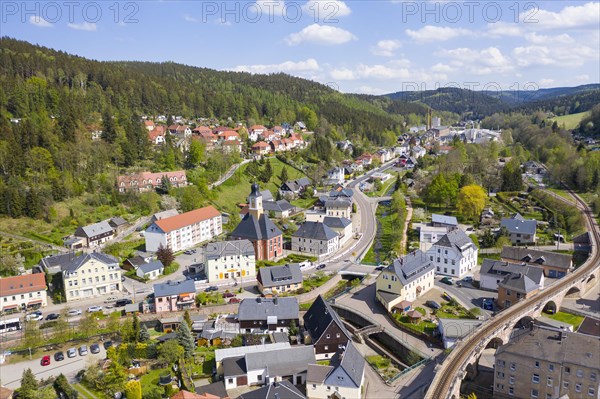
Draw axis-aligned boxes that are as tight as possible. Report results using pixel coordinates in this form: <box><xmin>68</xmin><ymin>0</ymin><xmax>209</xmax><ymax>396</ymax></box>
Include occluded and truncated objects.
<box><xmin>498</xmin><ymin>273</ymin><xmax>539</xmax><ymax>293</ymax></box>
<box><xmin>500</xmin><ymin>247</ymin><xmax>572</xmax><ymax>270</ymax></box>
<box><xmin>230</xmin><ymin>213</ymin><xmax>282</xmax><ymax>241</ymax></box>
<box><xmin>62</xmin><ymin>253</ymin><xmax>119</xmax><ymax>273</ymax></box>
<box><xmin>325</xmin><ymin>342</ymin><xmax>365</xmax><ymax>388</ymax></box>
<box><xmin>205</xmin><ymin>240</ymin><xmax>254</xmax><ymax>260</ymax></box>
<box><xmin>325</xmin><ymin>198</ymin><xmax>352</xmax><ymax>209</ymax></box>
<box><xmin>245</xmin><ymin>345</ymin><xmax>316</xmax><ymax>376</ymax></box>
<box><xmin>152</xmin><ymin>209</ymin><xmax>179</xmax><ymax>221</ymax></box>
<box><xmin>223</xmin><ymin>356</ymin><xmax>246</xmax><ymax>376</ymax></box>
<box><xmin>215</xmin><ymin>343</ymin><xmax>290</xmax><ymax>363</ymax></box>
<box><xmin>438</xmin><ymin>318</ymin><xmax>483</xmax><ymax>339</ymax></box>
<box><xmin>138</xmin><ymin>260</ymin><xmax>164</xmax><ymax>274</ymax></box>
<box><xmin>109</xmin><ymin>216</ymin><xmax>128</xmax><ymax>227</ymax></box>
<box><xmin>75</xmin><ymin>220</ymin><xmax>113</xmax><ymax>238</ymax></box>
<box><xmin>329</xmin><ymin>188</ymin><xmax>354</xmax><ymax>198</ymax></box>
<box><xmin>431</xmin><ymin>214</ymin><xmax>458</xmax><ymax>226</ymax></box>
<box><xmin>125</xmin><ymin>255</ymin><xmax>148</xmax><ymax>268</ymax></box>
<box><xmin>258</xmin><ymin>264</ymin><xmax>303</xmax><ymax>288</ymax></box>
<box><xmin>263</xmin><ymin>200</ymin><xmax>294</xmax><ymax>213</ymax></box>
<box><xmin>153</xmin><ymin>279</ymin><xmax>196</xmax><ymax>297</ymax></box>
<box><xmin>303</xmin><ymin>295</ymin><xmax>352</xmax><ymax>342</ymax></box>
<box><xmin>239</xmin><ymin>381</ymin><xmax>305</xmax><ymax>399</ymax></box>
<box><xmin>293</xmin><ymin>221</ymin><xmax>338</xmax><ymax>241</ymax></box>
<box><xmin>39</xmin><ymin>253</ymin><xmax>79</xmax><ymax>273</ymax></box>
<box><xmin>272</xmin><ymin>332</ymin><xmax>289</xmax><ymax>343</ymax></box>
<box><xmin>386</xmin><ymin>250</ymin><xmax>435</xmax><ymax>286</ymax></box>
<box><xmin>238</xmin><ymin>297</ymin><xmax>299</xmax><ymax>322</ymax></box>
<box><xmin>480</xmin><ymin>259</ymin><xmax>544</xmax><ymax>285</ymax></box>
<box><xmin>432</xmin><ymin>229</ymin><xmax>476</xmax><ymax>252</ymax></box>
<box><xmin>307</xmin><ymin>364</ymin><xmax>334</xmax><ymax>383</ymax></box>
<box><xmin>496</xmin><ymin>327</ymin><xmax>600</xmax><ymax>370</ymax></box>
<box><xmin>260</xmin><ymin>190</ymin><xmax>274</xmax><ymax>202</ymax></box>
<box><xmin>501</xmin><ymin>215</ymin><xmax>537</xmax><ymax>235</ymax></box>
<box><xmin>323</xmin><ymin>217</ymin><xmax>352</xmax><ymax>229</ymax></box>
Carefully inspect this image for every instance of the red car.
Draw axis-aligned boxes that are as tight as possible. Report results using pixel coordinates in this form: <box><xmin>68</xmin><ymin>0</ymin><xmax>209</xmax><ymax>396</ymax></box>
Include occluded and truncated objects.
<box><xmin>41</xmin><ymin>355</ymin><xmax>51</xmax><ymax>366</ymax></box>
<box><xmin>229</xmin><ymin>298</ymin><xmax>241</xmax><ymax>304</ymax></box>
<box><xmin>223</xmin><ymin>292</ymin><xmax>235</xmax><ymax>298</ymax></box>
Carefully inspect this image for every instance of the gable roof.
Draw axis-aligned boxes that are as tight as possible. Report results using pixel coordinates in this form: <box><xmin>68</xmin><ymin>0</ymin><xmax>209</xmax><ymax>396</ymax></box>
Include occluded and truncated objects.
<box><xmin>75</xmin><ymin>221</ymin><xmax>113</xmax><ymax>238</ymax></box>
<box><xmin>238</xmin><ymin>381</ymin><xmax>305</xmax><ymax>399</ymax></box>
<box><xmin>325</xmin><ymin>342</ymin><xmax>365</xmax><ymax>389</ymax></box>
<box><xmin>258</xmin><ymin>264</ymin><xmax>303</xmax><ymax>288</ymax></box>
<box><xmin>109</xmin><ymin>216</ymin><xmax>128</xmax><ymax>227</ymax></box>
<box><xmin>62</xmin><ymin>253</ymin><xmax>119</xmax><ymax>273</ymax></box>
<box><xmin>138</xmin><ymin>260</ymin><xmax>164</xmax><ymax>274</ymax></box>
<box><xmin>40</xmin><ymin>253</ymin><xmax>79</xmax><ymax>271</ymax></box>
<box><xmin>303</xmin><ymin>295</ymin><xmax>351</xmax><ymax>342</ymax></box>
<box><xmin>0</xmin><ymin>273</ymin><xmax>47</xmax><ymax>296</ymax></box>
<box><xmin>153</xmin><ymin>206</ymin><xmax>220</xmax><ymax>233</ymax></box>
<box><xmin>432</xmin><ymin>229</ymin><xmax>476</xmax><ymax>252</ymax></box>
<box><xmin>325</xmin><ymin>198</ymin><xmax>352</xmax><ymax>209</ymax></box>
<box><xmin>431</xmin><ymin>213</ymin><xmax>458</xmax><ymax>226</ymax></box>
<box><xmin>154</xmin><ymin>279</ymin><xmax>196</xmax><ymax>297</ymax></box>
<box><xmin>480</xmin><ymin>259</ymin><xmax>544</xmax><ymax>285</ymax></box>
<box><xmin>171</xmin><ymin>390</ymin><xmax>222</xmax><ymax>399</ymax></box>
<box><xmin>263</xmin><ymin>200</ymin><xmax>294</xmax><ymax>213</ymax></box>
<box><xmin>500</xmin><ymin>247</ymin><xmax>572</xmax><ymax>270</ymax></box>
<box><xmin>501</xmin><ymin>215</ymin><xmax>537</xmax><ymax>235</ymax></box>
<box><xmin>245</xmin><ymin>345</ymin><xmax>316</xmax><ymax>376</ymax></box>
<box><xmin>152</xmin><ymin>209</ymin><xmax>179</xmax><ymax>221</ymax></box>
<box><xmin>237</xmin><ymin>297</ymin><xmax>299</xmax><ymax>321</ymax></box>
<box><xmin>230</xmin><ymin>213</ymin><xmax>282</xmax><ymax>241</ymax></box>
<box><xmin>215</xmin><ymin>343</ymin><xmax>290</xmax><ymax>363</ymax></box>
<box><xmin>499</xmin><ymin>272</ymin><xmax>539</xmax><ymax>293</ymax></box>
<box><xmin>293</xmin><ymin>222</ymin><xmax>338</xmax><ymax>241</ymax></box>
<box><xmin>323</xmin><ymin>217</ymin><xmax>352</xmax><ymax>229</ymax></box>
<box><xmin>387</xmin><ymin>250</ymin><xmax>435</xmax><ymax>286</ymax></box>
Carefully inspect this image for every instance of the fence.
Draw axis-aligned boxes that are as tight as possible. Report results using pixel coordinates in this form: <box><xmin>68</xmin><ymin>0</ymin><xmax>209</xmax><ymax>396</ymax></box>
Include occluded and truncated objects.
<box><xmin>387</xmin><ymin>357</ymin><xmax>431</xmax><ymax>384</ymax></box>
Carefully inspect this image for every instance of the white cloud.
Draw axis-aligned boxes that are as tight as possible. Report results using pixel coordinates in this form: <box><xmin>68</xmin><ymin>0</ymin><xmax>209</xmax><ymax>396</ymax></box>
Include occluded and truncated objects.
<box><xmin>183</xmin><ymin>14</ymin><xmax>197</xmax><ymax>22</ymax></box>
<box><xmin>513</xmin><ymin>44</ymin><xmax>598</xmax><ymax>68</ymax></box>
<box><xmin>328</xmin><ymin>61</ymin><xmax>446</xmax><ymax>83</ymax></box>
<box><xmin>439</xmin><ymin>47</ymin><xmax>513</xmax><ymax>75</ymax></box>
<box><xmin>233</xmin><ymin>58</ymin><xmax>320</xmax><ymax>74</ymax></box>
<box><xmin>370</xmin><ymin>39</ymin><xmax>402</xmax><ymax>57</ymax></box>
<box><xmin>330</xmin><ymin>68</ymin><xmax>355</xmax><ymax>80</ymax></box>
<box><xmin>405</xmin><ymin>26</ymin><xmax>473</xmax><ymax>43</ymax></box>
<box><xmin>302</xmin><ymin>0</ymin><xmax>352</xmax><ymax>19</ymax></box>
<box><xmin>524</xmin><ymin>32</ymin><xmax>574</xmax><ymax>45</ymax></box>
<box><xmin>354</xmin><ymin>86</ymin><xmax>387</xmax><ymax>95</ymax></box>
<box><xmin>574</xmin><ymin>74</ymin><xmax>590</xmax><ymax>81</ymax></box>
<box><xmin>539</xmin><ymin>78</ymin><xmax>555</xmax><ymax>87</ymax></box>
<box><xmin>285</xmin><ymin>24</ymin><xmax>356</xmax><ymax>46</ymax></box>
<box><xmin>67</xmin><ymin>22</ymin><xmax>97</xmax><ymax>31</ymax></box>
<box><xmin>29</xmin><ymin>15</ymin><xmax>53</xmax><ymax>28</ymax></box>
<box><xmin>527</xmin><ymin>2</ymin><xmax>600</xmax><ymax>30</ymax></box>
<box><xmin>486</xmin><ymin>22</ymin><xmax>523</xmax><ymax>38</ymax></box>
<box><xmin>431</xmin><ymin>63</ymin><xmax>454</xmax><ymax>73</ymax></box>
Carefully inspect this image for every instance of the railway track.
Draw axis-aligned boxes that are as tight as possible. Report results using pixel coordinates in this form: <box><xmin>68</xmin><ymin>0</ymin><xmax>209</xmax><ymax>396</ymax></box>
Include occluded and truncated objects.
<box><xmin>425</xmin><ymin>186</ymin><xmax>600</xmax><ymax>399</ymax></box>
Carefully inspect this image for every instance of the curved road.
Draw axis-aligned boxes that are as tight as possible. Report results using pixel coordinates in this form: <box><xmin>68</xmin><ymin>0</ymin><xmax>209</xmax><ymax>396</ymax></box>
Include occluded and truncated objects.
<box><xmin>425</xmin><ymin>187</ymin><xmax>600</xmax><ymax>399</ymax></box>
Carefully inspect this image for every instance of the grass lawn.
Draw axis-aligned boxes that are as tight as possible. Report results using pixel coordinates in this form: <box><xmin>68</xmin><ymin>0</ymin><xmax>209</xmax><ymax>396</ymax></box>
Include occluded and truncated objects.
<box><xmin>393</xmin><ymin>314</ymin><xmax>438</xmax><ymax>335</ymax></box>
<box><xmin>550</xmin><ymin>111</ymin><xmax>591</xmax><ymax>130</ymax></box>
<box><xmin>140</xmin><ymin>367</ymin><xmax>170</xmax><ymax>396</ymax></box>
<box><xmin>103</xmin><ymin>238</ymin><xmax>146</xmax><ymax>261</ymax></box>
<box><xmin>303</xmin><ymin>273</ymin><xmax>333</xmax><ymax>291</ymax></box>
<box><xmin>366</xmin><ymin>355</ymin><xmax>391</xmax><ymax>369</ymax></box>
<box><xmin>362</xmin><ymin>202</ymin><xmax>402</xmax><ymax>264</ymax></box>
<box><xmin>368</xmin><ymin>176</ymin><xmax>398</xmax><ymax>198</ymax></box>
<box><xmin>290</xmin><ymin>196</ymin><xmax>316</xmax><ymax>209</ymax></box>
<box><xmin>73</xmin><ymin>383</ymin><xmax>103</xmax><ymax>399</ymax></box>
<box><xmin>211</xmin><ymin>157</ymin><xmax>308</xmax><ymax>213</ymax></box>
<box><xmin>299</xmin><ymin>301</ymin><xmax>314</xmax><ymax>311</ymax></box>
<box><xmin>544</xmin><ymin>311</ymin><xmax>585</xmax><ymax>329</ymax></box>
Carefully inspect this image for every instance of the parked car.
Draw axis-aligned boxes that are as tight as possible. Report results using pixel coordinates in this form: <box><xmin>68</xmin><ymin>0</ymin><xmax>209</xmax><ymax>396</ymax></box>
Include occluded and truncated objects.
<box><xmin>25</xmin><ymin>311</ymin><xmax>43</xmax><ymax>321</ymax></box>
<box><xmin>462</xmin><ymin>276</ymin><xmax>473</xmax><ymax>283</ymax></box>
<box><xmin>67</xmin><ymin>348</ymin><xmax>77</xmax><ymax>358</ymax></box>
<box><xmin>79</xmin><ymin>345</ymin><xmax>88</xmax><ymax>356</ymax></box>
<box><xmin>103</xmin><ymin>340</ymin><xmax>113</xmax><ymax>350</ymax></box>
<box><xmin>184</xmin><ymin>250</ymin><xmax>193</xmax><ymax>255</ymax></box>
<box><xmin>204</xmin><ymin>286</ymin><xmax>218</xmax><ymax>292</ymax></box>
<box><xmin>54</xmin><ymin>351</ymin><xmax>64</xmax><ymax>361</ymax></box>
<box><xmin>104</xmin><ymin>297</ymin><xmax>118</xmax><ymax>304</ymax></box>
<box><xmin>317</xmin><ymin>264</ymin><xmax>326</xmax><ymax>270</ymax></box>
<box><xmin>67</xmin><ymin>309</ymin><xmax>82</xmax><ymax>317</ymax></box>
<box><xmin>90</xmin><ymin>343</ymin><xmax>100</xmax><ymax>354</ymax></box>
<box><xmin>45</xmin><ymin>313</ymin><xmax>60</xmax><ymax>321</ymax></box>
<box><xmin>222</xmin><ymin>292</ymin><xmax>235</xmax><ymax>298</ymax></box>
<box><xmin>229</xmin><ymin>298</ymin><xmax>241</xmax><ymax>304</ymax></box>
<box><xmin>440</xmin><ymin>277</ymin><xmax>454</xmax><ymax>286</ymax></box>
<box><xmin>41</xmin><ymin>355</ymin><xmax>51</xmax><ymax>366</ymax></box>
<box><xmin>374</xmin><ymin>265</ymin><xmax>385</xmax><ymax>271</ymax></box>
<box><xmin>115</xmin><ymin>299</ymin><xmax>133</xmax><ymax>307</ymax></box>
<box><xmin>442</xmin><ymin>292</ymin><xmax>452</xmax><ymax>302</ymax></box>
<box><xmin>482</xmin><ymin>298</ymin><xmax>494</xmax><ymax>311</ymax></box>
<box><xmin>87</xmin><ymin>305</ymin><xmax>103</xmax><ymax>313</ymax></box>
<box><xmin>426</xmin><ymin>300</ymin><xmax>442</xmax><ymax>310</ymax></box>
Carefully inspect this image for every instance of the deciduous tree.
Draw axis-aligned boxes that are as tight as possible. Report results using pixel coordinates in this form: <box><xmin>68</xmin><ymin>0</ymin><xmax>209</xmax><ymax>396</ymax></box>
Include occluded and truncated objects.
<box><xmin>156</xmin><ymin>245</ymin><xmax>175</xmax><ymax>267</ymax></box>
<box><xmin>456</xmin><ymin>185</ymin><xmax>487</xmax><ymax>221</ymax></box>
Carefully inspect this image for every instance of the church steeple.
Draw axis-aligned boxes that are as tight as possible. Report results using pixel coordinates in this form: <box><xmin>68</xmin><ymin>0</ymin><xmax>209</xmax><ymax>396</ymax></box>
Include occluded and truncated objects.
<box><xmin>248</xmin><ymin>182</ymin><xmax>263</xmax><ymax>218</ymax></box>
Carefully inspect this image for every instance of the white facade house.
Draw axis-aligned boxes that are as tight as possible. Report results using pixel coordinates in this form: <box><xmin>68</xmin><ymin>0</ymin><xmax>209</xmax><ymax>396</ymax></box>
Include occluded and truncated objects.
<box><xmin>307</xmin><ymin>343</ymin><xmax>366</xmax><ymax>399</ymax></box>
<box><xmin>202</xmin><ymin>240</ymin><xmax>256</xmax><ymax>283</ymax></box>
<box><xmin>62</xmin><ymin>253</ymin><xmax>122</xmax><ymax>302</ymax></box>
<box><xmin>479</xmin><ymin>259</ymin><xmax>545</xmax><ymax>292</ymax></box>
<box><xmin>325</xmin><ymin>198</ymin><xmax>352</xmax><ymax>219</ymax></box>
<box><xmin>418</xmin><ymin>224</ymin><xmax>453</xmax><ymax>251</ymax></box>
<box><xmin>326</xmin><ymin>168</ymin><xmax>345</xmax><ymax>185</ymax></box>
<box><xmin>135</xmin><ymin>260</ymin><xmax>164</xmax><ymax>280</ymax></box>
<box><xmin>323</xmin><ymin>217</ymin><xmax>353</xmax><ymax>247</ymax></box>
<box><xmin>0</xmin><ymin>274</ymin><xmax>48</xmax><ymax>312</ymax></box>
<box><xmin>145</xmin><ymin>206</ymin><xmax>222</xmax><ymax>252</ymax></box>
<box><xmin>426</xmin><ymin>229</ymin><xmax>478</xmax><ymax>278</ymax></box>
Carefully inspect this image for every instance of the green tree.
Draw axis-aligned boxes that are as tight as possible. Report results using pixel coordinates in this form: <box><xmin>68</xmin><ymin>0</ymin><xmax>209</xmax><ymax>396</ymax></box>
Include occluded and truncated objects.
<box><xmin>177</xmin><ymin>321</ymin><xmax>196</xmax><ymax>359</ymax></box>
<box><xmin>79</xmin><ymin>312</ymin><xmax>99</xmax><ymax>338</ymax></box>
<box><xmin>102</xmin><ymin>108</ymin><xmax>117</xmax><ymax>144</ymax></box>
<box><xmin>183</xmin><ymin>310</ymin><xmax>193</xmax><ymax>329</ymax></box>
<box><xmin>0</xmin><ymin>254</ymin><xmax>24</xmax><ymax>276</ymax></box>
<box><xmin>156</xmin><ymin>245</ymin><xmax>175</xmax><ymax>267</ymax></box>
<box><xmin>19</xmin><ymin>368</ymin><xmax>38</xmax><ymax>399</ymax></box>
<box><xmin>125</xmin><ymin>380</ymin><xmax>142</xmax><ymax>399</ymax></box>
<box><xmin>158</xmin><ymin>175</ymin><xmax>172</xmax><ymax>195</ymax></box>
<box><xmin>501</xmin><ymin>160</ymin><xmax>524</xmax><ymax>192</ymax></box>
<box><xmin>103</xmin><ymin>361</ymin><xmax>127</xmax><ymax>395</ymax></box>
<box><xmin>131</xmin><ymin>312</ymin><xmax>140</xmax><ymax>343</ymax></box>
<box><xmin>288</xmin><ymin>320</ymin><xmax>298</xmax><ymax>337</ymax></box>
<box><xmin>187</xmin><ymin>139</ymin><xmax>206</xmax><ymax>168</ymax></box>
<box><xmin>279</xmin><ymin>165</ymin><xmax>289</xmax><ymax>183</ymax></box>
<box><xmin>158</xmin><ymin>339</ymin><xmax>184</xmax><ymax>365</ymax></box>
<box><xmin>299</xmin><ymin>106</ymin><xmax>318</xmax><ymax>131</ymax></box>
<box><xmin>260</xmin><ymin>158</ymin><xmax>273</xmax><ymax>183</ymax></box>
<box><xmin>53</xmin><ymin>374</ymin><xmax>78</xmax><ymax>399</ymax></box>
<box><xmin>178</xmin><ymin>185</ymin><xmax>203</xmax><ymax>212</ymax></box>
<box><xmin>456</xmin><ymin>185</ymin><xmax>487</xmax><ymax>221</ymax></box>
<box><xmin>139</xmin><ymin>324</ymin><xmax>150</xmax><ymax>343</ymax></box>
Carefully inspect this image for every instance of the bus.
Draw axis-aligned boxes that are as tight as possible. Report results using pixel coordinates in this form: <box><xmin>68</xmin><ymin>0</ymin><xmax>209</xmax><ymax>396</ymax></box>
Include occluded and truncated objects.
<box><xmin>0</xmin><ymin>318</ymin><xmax>22</xmax><ymax>333</ymax></box>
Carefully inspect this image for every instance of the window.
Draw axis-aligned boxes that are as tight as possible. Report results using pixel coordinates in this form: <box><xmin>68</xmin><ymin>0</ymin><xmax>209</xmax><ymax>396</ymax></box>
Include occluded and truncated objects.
<box><xmin>546</xmin><ymin>395</ymin><xmax>551</xmax><ymax>399</ymax></box>
<box><xmin>547</xmin><ymin>377</ymin><xmax>553</xmax><ymax>387</ymax></box>
<box><xmin>591</xmin><ymin>372</ymin><xmax>597</xmax><ymax>381</ymax></box>
<box><xmin>576</xmin><ymin>383</ymin><xmax>581</xmax><ymax>392</ymax></box>
<box><xmin>531</xmin><ymin>389</ymin><xmax>538</xmax><ymax>398</ymax></box>
<box><xmin>565</xmin><ymin>366</ymin><xmax>571</xmax><ymax>374</ymax></box>
<box><xmin>227</xmin><ymin>379</ymin><xmax>233</xmax><ymax>384</ymax></box>
<box><xmin>452</xmin><ymin>260</ymin><xmax>455</xmax><ymax>265</ymax></box>
<box><xmin>510</xmin><ymin>363</ymin><xmax>516</xmax><ymax>371</ymax></box>
<box><xmin>497</xmin><ymin>360</ymin><xmax>506</xmax><ymax>367</ymax></box>
<box><xmin>577</xmin><ymin>370</ymin><xmax>584</xmax><ymax>378</ymax></box>
<box><xmin>324</xmin><ymin>346</ymin><xmax>328</xmax><ymax>351</ymax></box>
<box><xmin>509</xmin><ymin>376</ymin><xmax>515</xmax><ymax>385</ymax></box>
<box><xmin>312</xmin><ymin>384</ymin><xmax>316</xmax><ymax>389</ymax></box>
<box><xmin>535</xmin><ymin>361</ymin><xmax>540</xmax><ymax>368</ymax></box>
<box><xmin>336</xmin><ymin>333</ymin><xmax>340</xmax><ymax>338</ymax></box>
<box><xmin>532</xmin><ymin>374</ymin><xmax>540</xmax><ymax>384</ymax></box>
<box><xmin>589</xmin><ymin>387</ymin><xmax>595</xmax><ymax>396</ymax></box>
<box><xmin>497</xmin><ymin>371</ymin><xmax>505</xmax><ymax>379</ymax></box>
<box><xmin>548</xmin><ymin>364</ymin><xmax>554</xmax><ymax>372</ymax></box>
<box><xmin>563</xmin><ymin>381</ymin><xmax>569</xmax><ymax>389</ymax></box>
<box><xmin>326</xmin><ymin>334</ymin><xmax>330</xmax><ymax>339</ymax></box>
<box><xmin>257</xmin><ymin>375</ymin><xmax>262</xmax><ymax>381</ymax></box>
<box><xmin>508</xmin><ymin>387</ymin><xmax>514</xmax><ymax>396</ymax></box>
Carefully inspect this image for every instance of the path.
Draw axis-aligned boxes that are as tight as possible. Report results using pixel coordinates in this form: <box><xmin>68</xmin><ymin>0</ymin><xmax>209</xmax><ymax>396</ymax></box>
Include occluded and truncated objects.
<box><xmin>479</xmin><ymin>243</ymin><xmax>573</xmax><ymax>254</ymax></box>
<box><xmin>0</xmin><ymin>231</ymin><xmax>68</xmax><ymax>253</ymax></box>
<box><xmin>399</xmin><ymin>196</ymin><xmax>413</xmax><ymax>255</ymax></box>
<box><xmin>209</xmin><ymin>159</ymin><xmax>251</xmax><ymax>189</ymax></box>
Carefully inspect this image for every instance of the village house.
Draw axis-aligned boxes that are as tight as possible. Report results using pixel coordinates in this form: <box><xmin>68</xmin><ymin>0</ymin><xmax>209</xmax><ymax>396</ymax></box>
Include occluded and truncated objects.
<box><xmin>144</xmin><ymin>120</ymin><xmax>155</xmax><ymax>131</ymax></box>
<box><xmin>0</xmin><ymin>274</ymin><xmax>47</xmax><ymax>313</ymax></box>
<box><xmin>325</xmin><ymin>198</ymin><xmax>352</xmax><ymax>218</ymax></box>
<box><xmin>117</xmin><ymin>170</ymin><xmax>188</xmax><ymax>193</ymax></box>
<box><xmin>292</xmin><ymin>221</ymin><xmax>339</xmax><ymax>257</ymax></box>
<box><xmin>200</xmin><ymin>240</ymin><xmax>255</xmax><ymax>283</ymax></box>
<box><xmin>168</xmin><ymin>124</ymin><xmax>192</xmax><ymax>137</ymax></box>
<box><xmin>148</xmin><ymin>125</ymin><xmax>167</xmax><ymax>145</ymax></box>
<box><xmin>60</xmin><ymin>253</ymin><xmax>122</xmax><ymax>302</ymax></box>
<box><xmin>375</xmin><ymin>250</ymin><xmax>435</xmax><ymax>312</ymax></box>
<box><xmin>135</xmin><ymin>260</ymin><xmax>164</xmax><ymax>281</ymax></box>
<box><xmin>221</xmin><ymin>141</ymin><xmax>243</xmax><ymax>154</ymax></box>
<box><xmin>322</xmin><ymin>216</ymin><xmax>353</xmax><ymax>246</ymax></box>
<box><xmin>431</xmin><ymin>214</ymin><xmax>458</xmax><ymax>228</ymax></box>
<box><xmin>325</xmin><ymin>167</ymin><xmax>345</xmax><ymax>186</ymax></box>
<box><xmin>497</xmin><ymin>272</ymin><xmax>541</xmax><ymax>309</ymax></box>
<box><xmin>251</xmin><ymin>141</ymin><xmax>270</xmax><ymax>156</ymax></box>
<box><xmin>479</xmin><ymin>259</ymin><xmax>545</xmax><ymax>292</ymax></box>
<box><xmin>248</xmin><ymin>125</ymin><xmax>266</xmax><ymax>141</ymax></box>
<box><xmin>306</xmin><ymin>342</ymin><xmax>366</xmax><ymax>399</ymax></box>
<box><xmin>238</xmin><ymin>296</ymin><xmax>299</xmax><ymax>334</ymax></box>
<box><xmin>257</xmin><ymin>263</ymin><xmax>303</xmax><ymax>295</ymax></box>
<box><xmin>500</xmin><ymin>247</ymin><xmax>572</xmax><ymax>278</ymax></box>
<box><xmin>150</xmin><ymin>209</ymin><xmax>179</xmax><ymax>224</ymax></box>
<box><xmin>269</xmin><ymin>139</ymin><xmax>285</xmax><ymax>153</ymax></box>
<box><xmin>279</xmin><ymin>177</ymin><xmax>311</xmax><ymax>199</ymax></box>
<box><xmin>303</xmin><ymin>295</ymin><xmax>352</xmax><ymax>359</ymax></box>
<box><xmin>426</xmin><ymin>229</ymin><xmax>478</xmax><ymax>278</ymax></box>
<box><xmin>230</xmin><ymin>184</ymin><xmax>283</xmax><ymax>261</ymax></box>
<box><xmin>239</xmin><ymin>381</ymin><xmax>304</xmax><ymax>399</ymax></box>
<box><xmin>153</xmin><ymin>279</ymin><xmax>196</xmax><ymax>312</ymax></box>
<box><xmin>500</xmin><ymin>213</ymin><xmax>537</xmax><ymax>245</ymax></box>
<box><xmin>108</xmin><ymin>217</ymin><xmax>128</xmax><ymax>235</ymax></box>
<box><xmin>262</xmin><ymin>200</ymin><xmax>294</xmax><ymax>219</ymax></box>
<box><xmin>74</xmin><ymin>221</ymin><xmax>114</xmax><ymax>248</ymax></box>
<box><xmin>218</xmin><ymin>130</ymin><xmax>241</xmax><ymax>142</ymax></box>
<box><xmin>145</xmin><ymin>206</ymin><xmax>222</xmax><ymax>252</ymax></box>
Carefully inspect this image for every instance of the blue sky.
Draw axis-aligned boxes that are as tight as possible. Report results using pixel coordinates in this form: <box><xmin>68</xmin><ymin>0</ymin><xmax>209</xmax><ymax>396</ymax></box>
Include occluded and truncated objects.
<box><xmin>3</xmin><ymin>0</ymin><xmax>599</xmax><ymax>94</ymax></box>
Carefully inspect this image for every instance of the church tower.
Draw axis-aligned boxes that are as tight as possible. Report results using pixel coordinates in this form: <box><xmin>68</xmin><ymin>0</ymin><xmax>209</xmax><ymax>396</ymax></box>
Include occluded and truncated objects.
<box><xmin>248</xmin><ymin>182</ymin><xmax>263</xmax><ymax>218</ymax></box>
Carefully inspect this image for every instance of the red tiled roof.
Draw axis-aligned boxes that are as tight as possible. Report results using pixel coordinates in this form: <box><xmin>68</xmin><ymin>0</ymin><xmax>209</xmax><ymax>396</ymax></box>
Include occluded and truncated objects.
<box><xmin>154</xmin><ymin>206</ymin><xmax>221</xmax><ymax>233</ymax></box>
<box><xmin>252</xmin><ymin>141</ymin><xmax>270</xmax><ymax>148</ymax></box>
<box><xmin>250</xmin><ymin>125</ymin><xmax>266</xmax><ymax>131</ymax></box>
<box><xmin>0</xmin><ymin>274</ymin><xmax>46</xmax><ymax>296</ymax></box>
<box><xmin>170</xmin><ymin>390</ymin><xmax>223</xmax><ymax>399</ymax></box>
<box><xmin>218</xmin><ymin>131</ymin><xmax>240</xmax><ymax>139</ymax></box>
<box><xmin>117</xmin><ymin>170</ymin><xmax>186</xmax><ymax>187</ymax></box>
<box><xmin>144</xmin><ymin>120</ymin><xmax>155</xmax><ymax>127</ymax></box>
